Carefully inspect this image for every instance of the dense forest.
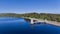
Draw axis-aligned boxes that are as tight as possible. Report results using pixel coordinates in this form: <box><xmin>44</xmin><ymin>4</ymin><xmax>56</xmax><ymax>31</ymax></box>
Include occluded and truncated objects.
<box><xmin>0</xmin><ymin>13</ymin><xmax>60</xmax><ymax>22</ymax></box>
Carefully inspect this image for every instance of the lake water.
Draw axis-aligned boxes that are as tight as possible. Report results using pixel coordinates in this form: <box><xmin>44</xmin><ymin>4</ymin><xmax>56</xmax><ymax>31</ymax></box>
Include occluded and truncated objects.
<box><xmin>0</xmin><ymin>17</ymin><xmax>60</xmax><ymax>34</ymax></box>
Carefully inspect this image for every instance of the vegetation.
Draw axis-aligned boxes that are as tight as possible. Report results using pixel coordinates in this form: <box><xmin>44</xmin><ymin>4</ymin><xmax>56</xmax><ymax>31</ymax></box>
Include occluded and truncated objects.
<box><xmin>0</xmin><ymin>13</ymin><xmax>60</xmax><ymax>22</ymax></box>
<box><xmin>56</xmin><ymin>17</ymin><xmax>60</xmax><ymax>22</ymax></box>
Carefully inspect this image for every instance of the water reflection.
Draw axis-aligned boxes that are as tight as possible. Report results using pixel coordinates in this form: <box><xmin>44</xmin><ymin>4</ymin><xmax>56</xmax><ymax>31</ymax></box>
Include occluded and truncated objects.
<box><xmin>0</xmin><ymin>17</ymin><xmax>60</xmax><ymax>34</ymax></box>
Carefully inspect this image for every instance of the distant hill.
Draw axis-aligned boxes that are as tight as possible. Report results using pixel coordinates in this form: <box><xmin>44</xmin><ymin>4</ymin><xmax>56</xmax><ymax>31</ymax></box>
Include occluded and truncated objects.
<box><xmin>0</xmin><ymin>13</ymin><xmax>60</xmax><ymax>22</ymax></box>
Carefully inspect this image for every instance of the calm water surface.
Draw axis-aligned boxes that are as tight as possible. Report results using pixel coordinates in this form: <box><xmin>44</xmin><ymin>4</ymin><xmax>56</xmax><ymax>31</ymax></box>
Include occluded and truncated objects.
<box><xmin>0</xmin><ymin>17</ymin><xmax>60</xmax><ymax>34</ymax></box>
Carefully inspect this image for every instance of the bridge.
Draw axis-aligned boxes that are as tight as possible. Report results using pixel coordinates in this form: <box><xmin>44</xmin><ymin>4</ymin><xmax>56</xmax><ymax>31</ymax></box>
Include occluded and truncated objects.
<box><xmin>22</xmin><ymin>17</ymin><xmax>60</xmax><ymax>26</ymax></box>
<box><xmin>22</xmin><ymin>17</ymin><xmax>47</xmax><ymax>24</ymax></box>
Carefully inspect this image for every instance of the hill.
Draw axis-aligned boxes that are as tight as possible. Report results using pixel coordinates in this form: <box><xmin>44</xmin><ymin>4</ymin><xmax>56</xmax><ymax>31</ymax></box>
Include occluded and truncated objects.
<box><xmin>0</xmin><ymin>13</ymin><xmax>60</xmax><ymax>22</ymax></box>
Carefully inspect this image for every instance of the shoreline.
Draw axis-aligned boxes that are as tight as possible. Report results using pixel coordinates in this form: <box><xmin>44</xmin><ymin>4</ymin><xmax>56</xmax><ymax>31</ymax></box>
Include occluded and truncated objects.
<box><xmin>45</xmin><ymin>21</ymin><xmax>60</xmax><ymax>27</ymax></box>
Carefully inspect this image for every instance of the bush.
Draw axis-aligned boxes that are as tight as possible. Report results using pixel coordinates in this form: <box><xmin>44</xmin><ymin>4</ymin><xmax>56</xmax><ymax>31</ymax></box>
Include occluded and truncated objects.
<box><xmin>56</xmin><ymin>17</ymin><xmax>60</xmax><ymax>22</ymax></box>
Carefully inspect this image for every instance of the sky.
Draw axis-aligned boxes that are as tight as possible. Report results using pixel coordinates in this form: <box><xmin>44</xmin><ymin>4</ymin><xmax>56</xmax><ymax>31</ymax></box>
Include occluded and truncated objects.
<box><xmin>0</xmin><ymin>0</ymin><xmax>60</xmax><ymax>14</ymax></box>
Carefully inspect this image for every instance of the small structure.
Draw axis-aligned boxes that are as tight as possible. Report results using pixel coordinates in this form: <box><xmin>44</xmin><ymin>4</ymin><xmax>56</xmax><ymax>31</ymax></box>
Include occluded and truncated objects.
<box><xmin>23</xmin><ymin>17</ymin><xmax>46</xmax><ymax>24</ymax></box>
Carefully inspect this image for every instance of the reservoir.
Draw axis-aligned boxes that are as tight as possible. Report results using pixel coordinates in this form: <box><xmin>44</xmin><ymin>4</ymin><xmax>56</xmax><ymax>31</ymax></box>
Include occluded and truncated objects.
<box><xmin>0</xmin><ymin>17</ymin><xmax>60</xmax><ymax>34</ymax></box>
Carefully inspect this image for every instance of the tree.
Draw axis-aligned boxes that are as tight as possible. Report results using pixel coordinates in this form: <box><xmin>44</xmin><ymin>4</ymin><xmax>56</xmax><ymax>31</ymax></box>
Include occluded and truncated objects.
<box><xmin>56</xmin><ymin>17</ymin><xmax>60</xmax><ymax>22</ymax></box>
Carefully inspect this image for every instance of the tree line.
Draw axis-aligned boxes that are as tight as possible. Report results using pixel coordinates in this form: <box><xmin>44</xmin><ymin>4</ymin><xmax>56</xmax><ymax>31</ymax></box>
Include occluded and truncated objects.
<box><xmin>0</xmin><ymin>13</ymin><xmax>60</xmax><ymax>22</ymax></box>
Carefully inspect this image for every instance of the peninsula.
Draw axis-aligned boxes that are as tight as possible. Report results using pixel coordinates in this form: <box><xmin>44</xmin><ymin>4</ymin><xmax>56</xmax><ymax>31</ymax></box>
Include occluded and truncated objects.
<box><xmin>0</xmin><ymin>12</ymin><xmax>60</xmax><ymax>26</ymax></box>
<box><xmin>0</xmin><ymin>13</ymin><xmax>60</xmax><ymax>22</ymax></box>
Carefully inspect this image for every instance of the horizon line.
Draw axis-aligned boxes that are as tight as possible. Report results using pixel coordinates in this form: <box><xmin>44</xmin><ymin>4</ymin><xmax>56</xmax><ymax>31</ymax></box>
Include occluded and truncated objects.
<box><xmin>0</xmin><ymin>12</ymin><xmax>60</xmax><ymax>14</ymax></box>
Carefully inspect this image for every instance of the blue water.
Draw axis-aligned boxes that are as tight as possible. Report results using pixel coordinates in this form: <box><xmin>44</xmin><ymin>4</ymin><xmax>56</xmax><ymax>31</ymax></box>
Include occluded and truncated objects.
<box><xmin>0</xmin><ymin>17</ymin><xmax>60</xmax><ymax>34</ymax></box>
